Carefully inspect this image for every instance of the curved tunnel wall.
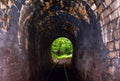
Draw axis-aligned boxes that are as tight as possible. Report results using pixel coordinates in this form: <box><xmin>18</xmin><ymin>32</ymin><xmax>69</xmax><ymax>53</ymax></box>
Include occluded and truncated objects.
<box><xmin>28</xmin><ymin>14</ymin><xmax>79</xmax><ymax>81</ymax></box>
<box><xmin>0</xmin><ymin>0</ymin><xmax>119</xmax><ymax>81</ymax></box>
<box><xmin>26</xmin><ymin>11</ymin><xmax>104</xmax><ymax>81</ymax></box>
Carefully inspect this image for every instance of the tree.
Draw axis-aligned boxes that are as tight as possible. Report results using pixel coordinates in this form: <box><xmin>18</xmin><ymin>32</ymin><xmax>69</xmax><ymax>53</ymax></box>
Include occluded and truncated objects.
<box><xmin>51</xmin><ymin>37</ymin><xmax>73</xmax><ymax>59</ymax></box>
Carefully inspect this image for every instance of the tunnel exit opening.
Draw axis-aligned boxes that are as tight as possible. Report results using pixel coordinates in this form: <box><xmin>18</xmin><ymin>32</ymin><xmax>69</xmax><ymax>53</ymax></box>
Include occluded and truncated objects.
<box><xmin>51</xmin><ymin>37</ymin><xmax>73</xmax><ymax>64</ymax></box>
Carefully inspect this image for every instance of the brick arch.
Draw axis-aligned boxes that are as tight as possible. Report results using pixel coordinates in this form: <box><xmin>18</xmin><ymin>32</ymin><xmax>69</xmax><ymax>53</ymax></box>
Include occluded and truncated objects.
<box><xmin>0</xmin><ymin>0</ymin><xmax>120</xmax><ymax>81</ymax></box>
<box><xmin>28</xmin><ymin>13</ymin><xmax>81</xmax><ymax>81</ymax></box>
<box><xmin>25</xmin><ymin>10</ymin><xmax>105</xmax><ymax>81</ymax></box>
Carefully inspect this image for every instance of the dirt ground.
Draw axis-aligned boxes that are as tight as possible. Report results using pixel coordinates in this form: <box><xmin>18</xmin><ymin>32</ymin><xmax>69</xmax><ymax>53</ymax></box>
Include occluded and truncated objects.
<box><xmin>52</xmin><ymin>58</ymin><xmax>72</xmax><ymax>64</ymax></box>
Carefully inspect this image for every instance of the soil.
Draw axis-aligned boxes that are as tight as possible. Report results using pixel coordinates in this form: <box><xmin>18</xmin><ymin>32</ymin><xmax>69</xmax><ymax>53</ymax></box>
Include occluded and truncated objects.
<box><xmin>52</xmin><ymin>58</ymin><xmax>72</xmax><ymax>64</ymax></box>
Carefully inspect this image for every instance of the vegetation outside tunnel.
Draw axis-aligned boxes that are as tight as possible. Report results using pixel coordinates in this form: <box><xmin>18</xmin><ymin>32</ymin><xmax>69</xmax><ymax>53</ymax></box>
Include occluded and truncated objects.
<box><xmin>51</xmin><ymin>37</ymin><xmax>73</xmax><ymax>59</ymax></box>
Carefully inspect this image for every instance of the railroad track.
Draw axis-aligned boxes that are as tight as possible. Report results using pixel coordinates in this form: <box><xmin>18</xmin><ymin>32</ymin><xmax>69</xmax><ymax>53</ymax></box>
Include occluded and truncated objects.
<box><xmin>45</xmin><ymin>61</ymin><xmax>80</xmax><ymax>81</ymax></box>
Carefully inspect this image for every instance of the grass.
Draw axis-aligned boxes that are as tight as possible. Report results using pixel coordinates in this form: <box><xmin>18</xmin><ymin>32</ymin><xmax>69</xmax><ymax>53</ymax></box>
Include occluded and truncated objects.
<box><xmin>52</xmin><ymin>53</ymin><xmax>72</xmax><ymax>59</ymax></box>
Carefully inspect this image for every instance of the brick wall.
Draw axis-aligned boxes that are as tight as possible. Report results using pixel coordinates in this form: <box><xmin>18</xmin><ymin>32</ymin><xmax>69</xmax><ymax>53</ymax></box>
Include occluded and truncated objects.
<box><xmin>0</xmin><ymin>0</ymin><xmax>119</xmax><ymax>81</ymax></box>
<box><xmin>100</xmin><ymin>0</ymin><xmax>120</xmax><ymax>80</ymax></box>
<box><xmin>0</xmin><ymin>0</ymin><xmax>29</xmax><ymax>81</ymax></box>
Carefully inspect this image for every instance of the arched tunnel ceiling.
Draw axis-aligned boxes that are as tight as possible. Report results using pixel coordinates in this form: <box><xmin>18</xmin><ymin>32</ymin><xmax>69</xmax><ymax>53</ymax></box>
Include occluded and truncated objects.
<box><xmin>0</xmin><ymin>0</ymin><xmax>120</xmax><ymax>81</ymax></box>
<box><xmin>0</xmin><ymin>0</ymin><xmax>119</xmax><ymax>32</ymax></box>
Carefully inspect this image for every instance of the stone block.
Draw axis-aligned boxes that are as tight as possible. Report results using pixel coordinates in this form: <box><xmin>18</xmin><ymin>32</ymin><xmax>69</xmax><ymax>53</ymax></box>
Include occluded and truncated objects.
<box><xmin>103</xmin><ymin>33</ymin><xmax>108</xmax><ymax>43</ymax></box>
<box><xmin>110</xmin><ymin>0</ymin><xmax>120</xmax><ymax>10</ymax></box>
<box><xmin>104</xmin><ymin>16</ymin><xmax>110</xmax><ymax>25</ymax></box>
<box><xmin>113</xmin><ymin>29</ymin><xmax>120</xmax><ymax>40</ymax></box>
<box><xmin>115</xmin><ymin>40</ymin><xmax>120</xmax><ymax>50</ymax></box>
<box><xmin>97</xmin><ymin>4</ymin><xmax>104</xmax><ymax>14</ymax></box>
<box><xmin>108</xmin><ymin>51</ymin><xmax>118</xmax><ymax>58</ymax></box>
<box><xmin>108</xmin><ymin>65</ymin><xmax>115</xmax><ymax>75</ymax></box>
<box><xmin>100</xmin><ymin>14</ymin><xmax>105</xmax><ymax>25</ymax></box>
<box><xmin>108</xmin><ymin>22</ymin><xmax>117</xmax><ymax>31</ymax></box>
<box><xmin>102</xmin><ymin>25</ymin><xmax>108</xmax><ymax>33</ymax></box>
<box><xmin>107</xmin><ymin>32</ymin><xmax>113</xmax><ymax>42</ymax></box>
<box><xmin>105</xmin><ymin>0</ymin><xmax>112</xmax><ymax>6</ymax></box>
<box><xmin>111</xmin><ymin>10</ymin><xmax>119</xmax><ymax>21</ymax></box>
<box><xmin>91</xmin><ymin>3</ymin><xmax>97</xmax><ymax>10</ymax></box>
<box><xmin>102</xmin><ymin>7</ymin><xmax>111</xmax><ymax>18</ymax></box>
<box><xmin>106</xmin><ymin>41</ymin><xmax>115</xmax><ymax>51</ymax></box>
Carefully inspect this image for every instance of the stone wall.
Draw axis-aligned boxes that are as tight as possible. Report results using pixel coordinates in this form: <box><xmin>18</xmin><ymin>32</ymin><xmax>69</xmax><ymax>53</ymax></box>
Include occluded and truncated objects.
<box><xmin>100</xmin><ymin>0</ymin><xmax>120</xmax><ymax>81</ymax></box>
<box><xmin>0</xmin><ymin>0</ymin><xmax>119</xmax><ymax>81</ymax></box>
<box><xmin>0</xmin><ymin>0</ymin><xmax>29</xmax><ymax>81</ymax></box>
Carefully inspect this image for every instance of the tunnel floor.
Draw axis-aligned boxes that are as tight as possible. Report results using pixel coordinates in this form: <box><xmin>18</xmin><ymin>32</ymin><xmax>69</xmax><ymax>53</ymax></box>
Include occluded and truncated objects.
<box><xmin>45</xmin><ymin>63</ymin><xmax>81</xmax><ymax>81</ymax></box>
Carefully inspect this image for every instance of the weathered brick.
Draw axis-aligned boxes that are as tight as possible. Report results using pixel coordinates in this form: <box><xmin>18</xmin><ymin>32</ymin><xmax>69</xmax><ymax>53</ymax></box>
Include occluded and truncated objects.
<box><xmin>104</xmin><ymin>16</ymin><xmax>110</xmax><ymax>25</ymax></box>
<box><xmin>115</xmin><ymin>40</ymin><xmax>120</xmax><ymax>50</ymax></box>
<box><xmin>102</xmin><ymin>7</ymin><xmax>112</xmax><ymax>18</ymax></box>
<box><xmin>116</xmin><ymin>51</ymin><xmax>120</xmax><ymax>58</ymax></box>
<box><xmin>100</xmin><ymin>13</ymin><xmax>105</xmax><ymax>25</ymax></box>
<box><xmin>107</xmin><ymin>32</ymin><xmax>113</xmax><ymax>41</ymax></box>
<box><xmin>108</xmin><ymin>66</ymin><xmax>115</xmax><ymax>75</ymax></box>
<box><xmin>108</xmin><ymin>51</ymin><xmax>117</xmax><ymax>58</ymax></box>
<box><xmin>106</xmin><ymin>41</ymin><xmax>115</xmax><ymax>51</ymax></box>
<box><xmin>91</xmin><ymin>4</ymin><xmax>97</xmax><ymax>10</ymax></box>
<box><xmin>110</xmin><ymin>0</ymin><xmax>120</xmax><ymax>10</ymax></box>
<box><xmin>103</xmin><ymin>33</ymin><xmax>108</xmax><ymax>43</ymax></box>
<box><xmin>105</xmin><ymin>0</ymin><xmax>112</xmax><ymax>6</ymax></box>
<box><xmin>102</xmin><ymin>25</ymin><xmax>108</xmax><ymax>33</ymax></box>
<box><xmin>108</xmin><ymin>22</ymin><xmax>117</xmax><ymax>31</ymax></box>
<box><xmin>113</xmin><ymin>29</ymin><xmax>120</xmax><ymax>40</ymax></box>
<box><xmin>97</xmin><ymin>4</ymin><xmax>104</xmax><ymax>14</ymax></box>
<box><xmin>111</xmin><ymin>10</ymin><xmax>119</xmax><ymax>20</ymax></box>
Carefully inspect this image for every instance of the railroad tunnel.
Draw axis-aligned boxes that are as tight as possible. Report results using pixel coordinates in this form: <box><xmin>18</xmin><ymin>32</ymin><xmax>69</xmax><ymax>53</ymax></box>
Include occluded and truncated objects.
<box><xmin>0</xmin><ymin>0</ymin><xmax>120</xmax><ymax>81</ymax></box>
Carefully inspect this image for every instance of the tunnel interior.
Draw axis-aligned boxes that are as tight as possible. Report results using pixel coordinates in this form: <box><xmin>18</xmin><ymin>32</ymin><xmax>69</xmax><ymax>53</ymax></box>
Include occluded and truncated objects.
<box><xmin>17</xmin><ymin>0</ymin><xmax>103</xmax><ymax>81</ymax></box>
<box><xmin>26</xmin><ymin>10</ymin><xmax>102</xmax><ymax>81</ymax></box>
<box><xmin>0</xmin><ymin>0</ymin><xmax>117</xmax><ymax>81</ymax></box>
<box><xmin>28</xmin><ymin>14</ymin><xmax>79</xmax><ymax>81</ymax></box>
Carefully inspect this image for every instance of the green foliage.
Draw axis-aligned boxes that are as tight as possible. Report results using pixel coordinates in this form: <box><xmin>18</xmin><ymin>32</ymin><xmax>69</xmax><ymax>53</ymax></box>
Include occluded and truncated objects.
<box><xmin>51</xmin><ymin>37</ymin><xmax>73</xmax><ymax>59</ymax></box>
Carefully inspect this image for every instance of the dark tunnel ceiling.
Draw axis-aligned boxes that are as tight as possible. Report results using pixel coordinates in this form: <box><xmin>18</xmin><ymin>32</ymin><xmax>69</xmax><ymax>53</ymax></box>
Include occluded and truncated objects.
<box><xmin>18</xmin><ymin>0</ymin><xmax>116</xmax><ymax>27</ymax></box>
